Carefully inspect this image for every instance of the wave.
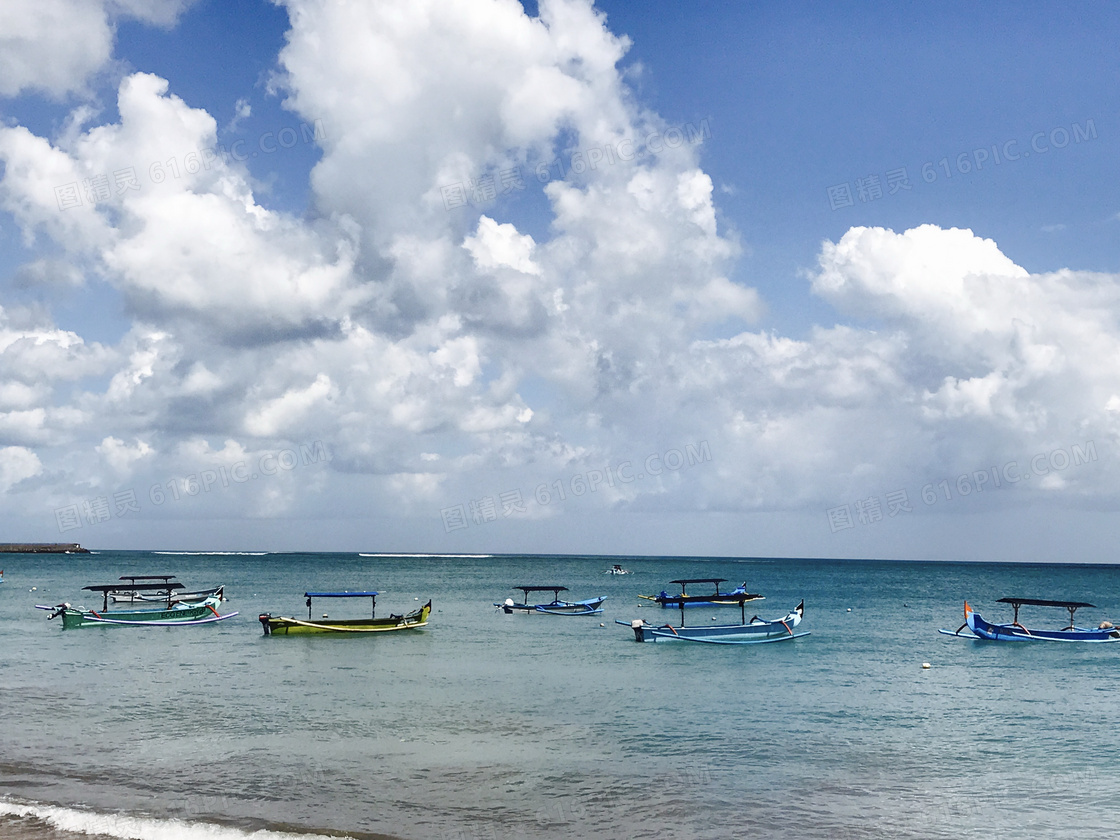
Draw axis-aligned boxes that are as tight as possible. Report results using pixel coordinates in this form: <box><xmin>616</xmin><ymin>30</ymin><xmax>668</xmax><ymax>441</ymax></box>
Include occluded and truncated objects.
<box><xmin>0</xmin><ymin>799</ymin><xmax>359</xmax><ymax>840</ymax></box>
<box><xmin>358</xmin><ymin>553</ymin><xmax>493</xmax><ymax>558</ymax></box>
<box><xmin>152</xmin><ymin>551</ymin><xmax>271</xmax><ymax>556</ymax></box>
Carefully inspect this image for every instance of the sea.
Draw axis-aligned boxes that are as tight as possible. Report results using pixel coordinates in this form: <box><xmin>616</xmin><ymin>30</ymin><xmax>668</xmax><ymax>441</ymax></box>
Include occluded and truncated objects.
<box><xmin>2</xmin><ymin>551</ymin><xmax>1120</xmax><ymax>840</ymax></box>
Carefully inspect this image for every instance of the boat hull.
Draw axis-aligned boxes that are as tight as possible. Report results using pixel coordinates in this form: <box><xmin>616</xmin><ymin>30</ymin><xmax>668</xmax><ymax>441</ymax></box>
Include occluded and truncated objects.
<box><xmin>498</xmin><ymin>596</ymin><xmax>606</xmax><ymax>615</ymax></box>
<box><xmin>44</xmin><ymin>596</ymin><xmax>235</xmax><ymax>629</ymax></box>
<box><xmin>618</xmin><ymin>605</ymin><xmax>807</xmax><ymax>644</ymax></box>
<box><xmin>963</xmin><ymin>603</ymin><xmax>1120</xmax><ymax>642</ymax></box>
<box><xmin>111</xmin><ymin>585</ymin><xmax>224</xmax><ymax>604</ymax></box>
<box><xmin>639</xmin><ymin>589</ymin><xmax>763</xmax><ymax>608</ymax></box>
<box><xmin>260</xmin><ymin>600</ymin><xmax>431</xmax><ymax>634</ymax></box>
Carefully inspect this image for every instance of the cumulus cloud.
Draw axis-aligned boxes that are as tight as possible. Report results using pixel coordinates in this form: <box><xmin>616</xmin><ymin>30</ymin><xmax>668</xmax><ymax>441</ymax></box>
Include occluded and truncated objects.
<box><xmin>96</xmin><ymin>436</ymin><xmax>154</xmax><ymax>475</ymax></box>
<box><xmin>0</xmin><ymin>0</ymin><xmax>195</xmax><ymax>99</ymax></box>
<box><xmin>672</xmin><ymin>224</ymin><xmax>1120</xmax><ymax>510</ymax></box>
<box><xmin>0</xmin><ymin>72</ymin><xmax>362</xmax><ymax>340</ymax></box>
<box><xmin>0</xmin><ymin>446</ymin><xmax>42</xmax><ymax>492</ymax></box>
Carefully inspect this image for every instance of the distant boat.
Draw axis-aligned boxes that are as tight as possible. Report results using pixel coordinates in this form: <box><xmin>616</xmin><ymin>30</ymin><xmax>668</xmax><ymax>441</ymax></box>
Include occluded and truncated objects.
<box><xmin>496</xmin><ymin>586</ymin><xmax>606</xmax><ymax>615</ymax></box>
<box><xmin>36</xmin><ymin>581</ymin><xmax>236</xmax><ymax>629</ymax></box>
<box><xmin>638</xmin><ymin>578</ymin><xmax>763</xmax><ymax>608</ymax></box>
<box><xmin>618</xmin><ymin>599</ymin><xmax>808</xmax><ymax>644</ymax></box>
<box><xmin>259</xmin><ymin>590</ymin><xmax>431</xmax><ymax>635</ymax></box>
<box><xmin>605</xmin><ymin>564</ymin><xmax>631</xmax><ymax>575</ymax></box>
<box><xmin>940</xmin><ymin>599</ymin><xmax>1120</xmax><ymax>643</ymax></box>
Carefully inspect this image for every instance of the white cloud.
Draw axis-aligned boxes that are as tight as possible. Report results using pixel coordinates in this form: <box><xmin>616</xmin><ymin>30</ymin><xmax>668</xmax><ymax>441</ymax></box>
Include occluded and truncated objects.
<box><xmin>0</xmin><ymin>0</ymin><xmax>195</xmax><ymax>99</ymax></box>
<box><xmin>96</xmin><ymin>436</ymin><xmax>154</xmax><ymax>475</ymax></box>
<box><xmin>464</xmin><ymin>217</ymin><xmax>542</xmax><ymax>276</ymax></box>
<box><xmin>245</xmin><ymin>373</ymin><xmax>334</xmax><ymax>438</ymax></box>
<box><xmin>0</xmin><ymin>446</ymin><xmax>42</xmax><ymax>493</ymax></box>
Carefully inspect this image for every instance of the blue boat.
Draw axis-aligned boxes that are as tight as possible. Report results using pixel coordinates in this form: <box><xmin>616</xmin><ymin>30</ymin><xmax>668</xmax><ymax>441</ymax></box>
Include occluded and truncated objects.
<box><xmin>617</xmin><ymin>599</ymin><xmax>808</xmax><ymax>644</ymax></box>
<box><xmin>638</xmin><ymin>578</ymin><xmax>763</xmax><ymax>608</ymax></box>
<box><xmin>939</xmin><ymin>599</ymin><xmax>1120</xmax><ymax>643</ymax></box>
<box><xmin>496</xmin><ymin>586</ymin><xmax>606</xmax><ymax>615</ymax></box>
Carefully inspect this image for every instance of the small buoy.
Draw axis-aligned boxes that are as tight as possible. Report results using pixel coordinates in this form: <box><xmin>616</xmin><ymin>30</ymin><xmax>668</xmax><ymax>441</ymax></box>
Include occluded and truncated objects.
<box><xmin>846</xmin><ymin>608</ymin><xmax>851</xmax><ymax>612</ymax></box>
<box><xmin>922</xmin><ymin>662</ymin><xmax>931</xmax><ymax>669</ymax></box>
<box><xmin>599</xmin><ymin>623</ymin><xmax>604</xmax><ymax>627</ymax></box>
<box><xmin>711</xmin><ymin>616</ymin><xmax>717</xmax><ymax>621</ymax></box>
<box><xmin>31</xmin><ymin>586</ymin><xmax>37</xmax><ymax>591</ymax></box>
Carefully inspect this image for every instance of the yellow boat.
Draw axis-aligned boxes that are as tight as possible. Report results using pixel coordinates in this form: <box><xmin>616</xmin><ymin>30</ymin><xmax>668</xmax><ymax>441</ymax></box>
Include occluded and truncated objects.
<box><xmin>258</xmin><ymin>590</ymin><xmax>431</xmax><ymax>635</ymax></box>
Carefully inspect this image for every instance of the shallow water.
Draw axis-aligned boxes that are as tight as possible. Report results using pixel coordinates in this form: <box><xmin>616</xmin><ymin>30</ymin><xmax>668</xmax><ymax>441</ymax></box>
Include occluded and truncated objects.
<box><xmin>2</xmin><ymin>551</ymin><xmax>1119</xmax><ymax>839</ymax></box>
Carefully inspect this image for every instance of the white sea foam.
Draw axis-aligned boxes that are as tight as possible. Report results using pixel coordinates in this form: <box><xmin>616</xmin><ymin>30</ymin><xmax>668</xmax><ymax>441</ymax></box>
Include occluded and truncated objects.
<box><xmin>152</xmin><ymin>551</ymin><xmax>270</xmax><ymax>556</ymax></box>
<box><xmin>0</xmin><ymin>799</ymin><xmax>355</xmax><ymax>840</ymax></box>
<box><xmin>358</xmin><ymin>553</ymin><xmax>493</xmax><ymax>558</ymax></box>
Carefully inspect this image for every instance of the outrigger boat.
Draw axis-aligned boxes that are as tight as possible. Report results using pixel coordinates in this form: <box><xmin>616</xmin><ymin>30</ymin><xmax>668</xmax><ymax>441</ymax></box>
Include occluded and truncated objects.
<box><xmin>618</xmin><ymin>598</ymin><xmax>808</xmax><ymax>644</ymax></box>
<box><xmin>36</xmin><ymin>581</ymin><xmax>236</xmax><ymax>629</ymax></box>
<box><xmin>638</xmin><ymin>578</ymin><xmax>762</xmax><ymax>609</ymax></box>
<box><xmin>108</xmin><ymin>575</ymin><xmax>225</xmax><ymax>604</ymax></box>
<box><xmin>496</xmin><ymin>586</ymin><xmax>606</xmax><ymax>615</ymax></box>
<box><xmin>939</xmin><ymin>599</ymin><xmax>1120</xmax><ymax>643</ymax></box>
<box><xmin>259</xmin><ymin>591</ymin><xmax>432</xmax><ymax>634</ymax></box>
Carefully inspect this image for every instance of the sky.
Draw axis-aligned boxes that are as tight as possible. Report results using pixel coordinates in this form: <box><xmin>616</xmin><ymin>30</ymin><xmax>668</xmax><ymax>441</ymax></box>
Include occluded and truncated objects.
<box><xmin>0</xmin><ymin>0</ymin><xmax>1118</xmax><ymax>560</ymax></box>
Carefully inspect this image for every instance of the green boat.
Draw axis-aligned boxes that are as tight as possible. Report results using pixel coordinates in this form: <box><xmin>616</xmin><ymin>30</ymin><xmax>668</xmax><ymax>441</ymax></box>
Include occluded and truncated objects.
<box><xmin>36</xmin><ymin>581</ymin><xmax>237</xmax><ymax>629</ymax></box>
<box><xmin>259</xmin><ymin>590</ymin><xmax>432</xmax><ymax>635</ymax></box>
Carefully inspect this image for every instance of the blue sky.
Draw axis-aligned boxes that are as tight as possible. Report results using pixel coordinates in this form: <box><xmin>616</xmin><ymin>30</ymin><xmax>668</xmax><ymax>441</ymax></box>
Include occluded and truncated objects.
<box><xmin>595</xmin><ymin>1</ymin><xmax>1119</xmax><ymax>329</ymax></box>
<box><xmin>0</xmin><ymin>0</ymin><xmax>1118</xmax><ymax>559</ymax></box>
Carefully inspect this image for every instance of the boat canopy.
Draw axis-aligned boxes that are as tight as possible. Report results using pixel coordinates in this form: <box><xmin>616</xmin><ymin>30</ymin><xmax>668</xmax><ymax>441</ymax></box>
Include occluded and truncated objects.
<box><xmin>305</xmin><ymin>591</ymin><xmax>380</xmax><ymax>598</ymax></box>
<box><xmin>84</xmin><ymin>582</ymin><xmax>185</xmax><ymax>593</ymax></box>
<box><xmin>997</xmin><ymin>597</ymin><xmax>1096</xmax><ymax>609</ymax></box>
<box><xmin>670</xmin><ymin>578</ymin><xmax>727</xmax><ymax>586</ymax></box>
<box><xmin>83</xmin><ymin>581</ymin><xmax>184</xmax><ymax>610</ymax></box>
<box><xmin>512</xmin><ymin>585</ymin><xmax>569</xmax><ymax>593</ymax></box>
<box><xmin>117</xmin><ymin>575</ymin><xmax>179</xmax><ymax>583</ymax></box>
<box><xmin>303</xmin><ymin>590</ymin><xmax>378</xmax><ymax>619</ymax></box>
<box><xmin>996</xmin><ymin>597</ymin><xmax>1098</xmax><ymax>631</ymax></box>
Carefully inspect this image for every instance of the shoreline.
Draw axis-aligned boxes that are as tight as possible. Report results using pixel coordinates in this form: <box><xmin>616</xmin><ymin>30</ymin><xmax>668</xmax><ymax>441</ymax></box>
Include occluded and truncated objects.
<box><xmin>0</xmin><ymin>797</ymin><xmax>407</xmax><ymax>840</ymax></box>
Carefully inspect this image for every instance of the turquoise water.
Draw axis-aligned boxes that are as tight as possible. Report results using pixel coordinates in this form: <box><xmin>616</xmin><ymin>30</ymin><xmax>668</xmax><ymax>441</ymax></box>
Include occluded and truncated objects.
<box><xmin>2</xmin><ymin>551</ymin><xmax>1120</xmax><ymax>839</ymax></box>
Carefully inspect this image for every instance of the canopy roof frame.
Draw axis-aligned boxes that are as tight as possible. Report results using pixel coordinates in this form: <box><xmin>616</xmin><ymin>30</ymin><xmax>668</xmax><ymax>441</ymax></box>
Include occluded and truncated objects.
<box><xmin>512</xmin><ymin>586</ymin><xmax>569</xmax><ymax>595</ymax></box>
<box><xmin>997</xmin><ymin>597</ymin><xmax>1098</xmax><ymax>631</ymax></box>
<box><xmin>83</xmin><ymin>582</ymin><xmax>184</xmax><ymax>610</ymax></box>
<box><xmin>304</xmin><ymin>591</ymin><xmax>378</xmax><ymax>619</ymax></box>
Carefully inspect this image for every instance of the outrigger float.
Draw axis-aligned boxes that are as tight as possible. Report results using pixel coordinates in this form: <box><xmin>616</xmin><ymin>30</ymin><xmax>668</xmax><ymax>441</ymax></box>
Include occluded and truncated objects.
<box><xmin>36</xmin><ymin>580</ymin><xmax>235</xmax><ymax>629</ymax></box>
<box><xmin>638</xmin><ymin>578</ymin><xmax>763</xmax><ymax>609</ymax></box>
<box><xmin>496</xmin><ymin>586</ymin><xmax>606</xmax><ymax>615</ymax></box>
<box><xmin>618</xmin><ymin>596</ymin><xmax>808</xmax><ymax>644</ymax></box>
<box><xmin>259</xmin><ymin>591</ymin><xmax>432</xmax><ymax>634</ymax></box>
<box><xmin>940</xmin><ymin>599</ymin><xmax>1120</xmax><ymax>642</ymax></box>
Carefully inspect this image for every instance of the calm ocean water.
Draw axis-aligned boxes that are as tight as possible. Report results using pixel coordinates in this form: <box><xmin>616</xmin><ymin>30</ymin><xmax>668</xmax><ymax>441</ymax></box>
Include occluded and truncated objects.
<box><xmin>2</xmin><ymin>551</ymin><xmax>1120</xmax><ymax>839</ymax></box>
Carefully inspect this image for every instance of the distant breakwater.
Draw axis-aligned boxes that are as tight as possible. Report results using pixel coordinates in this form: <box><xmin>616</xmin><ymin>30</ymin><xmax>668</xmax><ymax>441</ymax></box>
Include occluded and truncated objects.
<box><xmin>0</xmin><ymin>543</ymin><xmax>90</xmax><ymax>554</ymax></box>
